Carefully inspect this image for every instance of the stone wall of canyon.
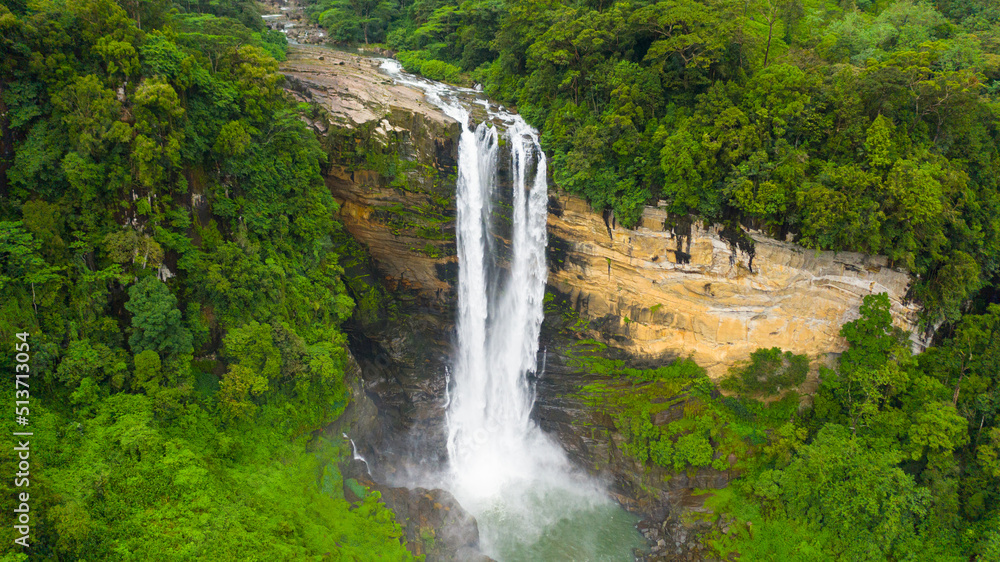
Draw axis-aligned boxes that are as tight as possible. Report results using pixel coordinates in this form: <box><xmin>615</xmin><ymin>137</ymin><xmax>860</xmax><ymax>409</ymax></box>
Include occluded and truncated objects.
<box><xmin>282</xmin><ymin>45</ymin><xmax>461</xmax><ymax>306</ymax></box>
<box><xmin>547</xmin><ymin>193</ymin><xmax>924</xmax><ymax>376</ymax></box>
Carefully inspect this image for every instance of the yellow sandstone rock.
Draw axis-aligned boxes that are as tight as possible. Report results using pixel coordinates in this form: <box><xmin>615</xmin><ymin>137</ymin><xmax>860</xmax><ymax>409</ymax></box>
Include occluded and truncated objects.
<box><xmin>547</xmin><ymin>192</ymin><xmax>924</xmax><ymax>377</ymax></box>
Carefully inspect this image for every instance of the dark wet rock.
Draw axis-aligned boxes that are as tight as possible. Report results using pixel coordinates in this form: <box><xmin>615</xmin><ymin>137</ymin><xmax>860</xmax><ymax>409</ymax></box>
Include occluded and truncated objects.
<box><xmin>323</xmin><ymin>350</ymin><xmax>390</xmax><ymax>453</ymax></box>
<box><xmin>326</xmin><ymin>316</ymin><xmax>472</xmax><ymax>561</ymax></box>
<box><xmin>343</xmin><ymin>460</ymin><xmax>493</xmax><ymax>561</ymax></box>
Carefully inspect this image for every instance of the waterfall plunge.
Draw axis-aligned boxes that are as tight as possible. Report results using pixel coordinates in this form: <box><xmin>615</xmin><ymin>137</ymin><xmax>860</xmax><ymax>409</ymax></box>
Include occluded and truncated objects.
<box><xmin>448</xmin><ymin>111</ymin><xmax>557</xmax><ymax>496</ymax></box>
<box><xmin>379</xmin><ymin>60</ymin><xmax>641</xmax><ymax>560</ymax></box>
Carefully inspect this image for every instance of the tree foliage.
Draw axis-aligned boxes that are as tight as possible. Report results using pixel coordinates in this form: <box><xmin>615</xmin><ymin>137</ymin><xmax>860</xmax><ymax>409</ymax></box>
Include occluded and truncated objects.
<box><xmin>0</xmin><ymin>0</ymin><xmax>411</xmax><ymax>558</ymax></box>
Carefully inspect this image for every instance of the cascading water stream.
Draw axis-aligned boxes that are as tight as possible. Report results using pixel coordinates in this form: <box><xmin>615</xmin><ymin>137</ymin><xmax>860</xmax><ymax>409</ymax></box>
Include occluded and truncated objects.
<box><xmin>342</xmin><ymin>433</ymin><xmax>372</xmax><ymax>476</ymax></box>
<box><xmin>379</xmin><ymin>60</ymin><xmax>644</xmax><ymax>560</ymax></box>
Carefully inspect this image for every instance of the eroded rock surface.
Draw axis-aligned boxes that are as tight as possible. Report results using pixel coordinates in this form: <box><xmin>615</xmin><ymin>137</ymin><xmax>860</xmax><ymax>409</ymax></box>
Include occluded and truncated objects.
<box><xmin>531</xmin><ymin>332</ymin><xmax>734</xmax><ymax>561</ymax></box>
<box><xmin>261</xmin><ymin>0</ymin><xmax>328</xmax><ymax>45</ymax></box>
<box><xmin>547</xmin><ymin>192</ymin><xmax>924</xmax><ymax>377</ymax></box>
<box><xmin>330</xmin><ymin>342</ymin><xmax>476</xmax><ymax>561</ymax></box>
<box><xmin>283</xmin><ymin>45</ymin><xmax>456</xmax><ymax>131</ymax></box>
<box><xmin>283</xmin><ymin>47</ymin><xmax>924</xmax><ymax>378</ymax></box>
<box><xmin>343</xmin><ymin>460</ymin><xmax>492</xmax><ymax>561</ymax></box>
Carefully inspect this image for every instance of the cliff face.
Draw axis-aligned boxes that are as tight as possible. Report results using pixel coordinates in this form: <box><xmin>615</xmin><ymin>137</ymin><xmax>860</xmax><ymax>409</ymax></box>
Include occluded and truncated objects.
<box><xmin>547</xmin><ymin>193</ymin><xmax>923</xmax><ymax>377</ymax></box>
<box><xmin>287</xmin><ymin>47</ymin><xmax>928</xmax><ymax>559</ymax></box>
<box><xmin>533</xmin><ymin>339</ymin><xmax>732</xmax><ymax>561</ymax></box>
<box><xmin>283</xmin><ymin>49</ymin><xmax>922</xmax><ymax>381</ymax></box>
<box><xmin>282</xmin><ymin>45</ymin><xmax>461</xmax><ymax>306</ymax></box>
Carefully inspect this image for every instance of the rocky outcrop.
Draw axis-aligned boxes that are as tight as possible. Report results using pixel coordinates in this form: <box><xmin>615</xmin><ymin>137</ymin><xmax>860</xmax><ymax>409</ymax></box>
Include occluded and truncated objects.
<box><xmin>282</xmin><ymin>45</ymin><xmax>454</xmax><ymax>131</ymax></box>
<box><xmin>261</xmin><ymin>0</ymin><xmax>329</xmax><ymax>45</ymax></box>
<box><xmin>533</xmin><ymin>337</ymin><xmax>731</xmax><ymax>560</ymax></box>
<box><xmin>344</xmin><ymin>311</ymin><xmax>454</xmax><ymax>471</ymax></box>
<box><xmin>282</xmin><ymin>47</ymin><xmax>924</xmax><ymax>379</ymax></box>
<box><xmin>282</xmin><ymin>45</ymin><xmax>460</xmax><ymax>307</ymax></box>
<box><xmin>534</xmin><ymin>192</ymin><xmax>929</xmax><ymax>555</ymax></box>
<box><xmin>547</xmin><ymin>192</ymin><xmax>923</xmax><ymax>377</ymax></box>
<box><xmin>331</xmin><ymin>345</ymin><xmax>484</xmax><ymax>561</ymax></box>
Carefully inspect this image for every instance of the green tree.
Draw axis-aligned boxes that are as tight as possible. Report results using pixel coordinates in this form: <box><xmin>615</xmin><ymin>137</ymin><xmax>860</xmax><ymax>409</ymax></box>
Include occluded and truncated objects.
<box><xmin>629</xmin><ymin>0</ymin><xmax>734</xmax><ymax>89</ymax></box>
<box><xmin>753</xmin><ymin>424</ymin><xmax>932</xmax><ymax>560</ymax></box>
<box><xmin>133</xmin><ymin>348</ymin><xmax>163</xmax><ymax>394</ymax></box>
<box><xmin>125</xmin><ymin>276</ymin><xmax>194</xmax><ymax>361</ymax></box>
<box><xmin>813</xmin><ymin>294</ymin><xmax>913</xmax><ymax>433</ymax></box>
<box><xmin>319</xmin><ymin>0</ymin><xmax>398</xmax><ymax>44</ymax></box>
<box><xmin>218</xmin><ymin>321</ymin><xmax>280</xmax><ymax>420</ymax></box>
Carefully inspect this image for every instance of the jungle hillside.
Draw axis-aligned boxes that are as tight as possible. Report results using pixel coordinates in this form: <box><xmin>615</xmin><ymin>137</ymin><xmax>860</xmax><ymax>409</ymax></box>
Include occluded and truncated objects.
<box><xmin>0</xmin><ymin>0</ymin><xmax>999</xmax><ymax>560</ymax></box>
<box><xmin>0</xmin><ymin>0</ymin><xmax>416</xmax><ymax>559</ymax></box>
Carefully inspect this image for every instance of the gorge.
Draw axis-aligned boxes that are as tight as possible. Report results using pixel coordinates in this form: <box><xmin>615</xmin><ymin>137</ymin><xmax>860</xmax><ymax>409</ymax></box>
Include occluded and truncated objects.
<box><xmin>380</xmin><ymin>56</ymin><xmax>646</xmax><ymax>559</ymax></box>
<box><xmin>4</xmin><ymin>0</ymin><xmax>997</xmax><ymax>558</ymax></box>
<box><xmin>283</xmin><ymin>44</ymin><xmax>923</xmax><ymax>560</ymax></box>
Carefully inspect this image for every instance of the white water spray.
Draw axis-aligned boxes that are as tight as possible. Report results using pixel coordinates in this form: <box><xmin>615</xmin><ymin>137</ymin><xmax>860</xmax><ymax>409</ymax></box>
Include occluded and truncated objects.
<box><xmin>380</xmin><ymin>60</ymin><xmax>641</xmax><ymax>560</ymax></box>
<box><xmin>445</xmin><ymin>109</ymin><xmax>561</xmax><ymax>491</ymax></box>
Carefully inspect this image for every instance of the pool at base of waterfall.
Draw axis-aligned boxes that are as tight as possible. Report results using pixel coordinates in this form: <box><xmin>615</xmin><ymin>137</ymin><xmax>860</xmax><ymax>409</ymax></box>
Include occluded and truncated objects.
<box><xmin>461</xmin><ymin>480</ymin><xmax>647</xmax><ymax>561</ymax></box>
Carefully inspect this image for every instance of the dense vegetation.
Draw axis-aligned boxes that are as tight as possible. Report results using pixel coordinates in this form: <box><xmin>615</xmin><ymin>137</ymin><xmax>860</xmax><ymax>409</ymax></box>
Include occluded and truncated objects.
<box><xmin>0</xmin><ymin>0</ymin><xmax>417</xmax><ymax>559</ymax></box>
<box><xmin>2</xmin><ymin>0</ymin><xmax>999</xmax><ymax>559</ymax></box>
<box><xmin>712</xmin><ymin>293</ymin><xmax>1000</xmax><ymax>559</ymax></box>
<box><xmin>566</xmin><ymin>293</ymin><xmax>1000</xmax><ymax>560</ymax></box>
<box><xmin>570</xmin><ymin>345</ymin><xmax>801</xmax><ymax>474</ymax></box>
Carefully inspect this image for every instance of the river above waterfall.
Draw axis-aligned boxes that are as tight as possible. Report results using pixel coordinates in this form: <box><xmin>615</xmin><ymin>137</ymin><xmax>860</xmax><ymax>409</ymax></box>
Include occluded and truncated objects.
<box><xmin>377</xmin><ymin>59</ymin><xmax>647</xmax><ymax>561</ymax></box>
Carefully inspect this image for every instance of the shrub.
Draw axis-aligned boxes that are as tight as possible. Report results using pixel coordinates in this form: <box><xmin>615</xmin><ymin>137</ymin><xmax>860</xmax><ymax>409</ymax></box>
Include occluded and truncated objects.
<box><xmin>396</xmin><ymin>51</ymin><xmax>464</xmax><ymax>84</ymax></box>
<box><xmin>723</xmin><ymin>347</ymin><xmax>809</xmax><ymax>396</ymax></box>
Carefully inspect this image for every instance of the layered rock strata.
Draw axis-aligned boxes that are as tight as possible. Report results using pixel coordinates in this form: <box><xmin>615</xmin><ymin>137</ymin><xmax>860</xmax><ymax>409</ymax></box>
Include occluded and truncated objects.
<box><xmin>282</xmin><ymin>48</ymin><xmax>923</xmax><ymax>377</ymax></box>
<box><xmin>547</xmin><ymin>192</ymin><xmax>923</xmax><ymax>377</ymax></box>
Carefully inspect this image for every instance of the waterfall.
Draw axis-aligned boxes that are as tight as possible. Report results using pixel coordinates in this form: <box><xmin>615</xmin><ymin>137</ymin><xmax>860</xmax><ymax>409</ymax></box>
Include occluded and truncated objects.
<box><xmin>342</xmin><ymin>433</ymin><xmax>372</xmax><ymax>476</ymax></box>
<box><xmin>446</xmin><ymin>110</ymin><xmax>558</xmax><ymax>493</ymax></box>
<box><xmin>380</xmin><ymin>60</ymin><xmax>641</xmax><ymax>560</ymax></box>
